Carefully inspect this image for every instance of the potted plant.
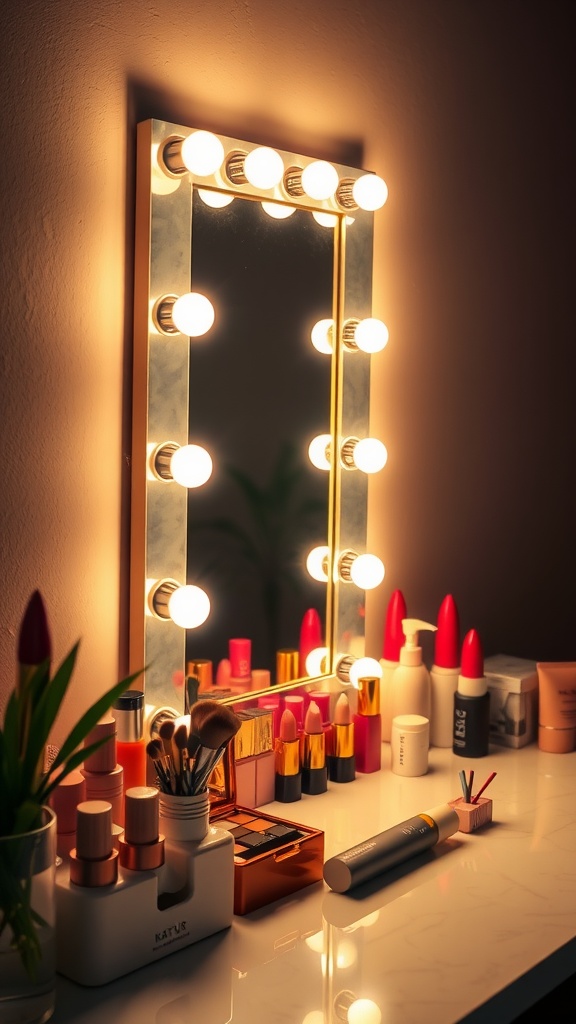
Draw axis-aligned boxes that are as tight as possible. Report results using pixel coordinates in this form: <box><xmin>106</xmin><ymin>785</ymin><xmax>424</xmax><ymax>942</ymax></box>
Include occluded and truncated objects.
<box><xmin>0</xmin><ymin>590</ymin><xmax>142</xmax><ymax>1021</ymax></box>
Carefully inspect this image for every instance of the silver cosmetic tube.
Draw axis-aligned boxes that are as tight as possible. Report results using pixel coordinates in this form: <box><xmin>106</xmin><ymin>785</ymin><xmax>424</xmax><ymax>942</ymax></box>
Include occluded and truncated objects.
<box><xmin>323</xmin><ymin>803</ymin><xmax>459</xmax><ymax>893</ymax></box>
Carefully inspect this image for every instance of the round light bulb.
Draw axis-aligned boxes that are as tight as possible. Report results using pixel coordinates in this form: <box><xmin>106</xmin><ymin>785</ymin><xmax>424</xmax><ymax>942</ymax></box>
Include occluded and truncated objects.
<box><xmin>171</xmin><ymin>292</ymin><xmax>215</xmax><ymax>337</ymax></box>
<box><xmin>261</xmin><ymin>201</ymin><xmax>296</xmax><ymax>219</ymax></box>
<box><xmin>180</xmin><ymin>131</ymin><xmax>225</xmax><ymax>176</ymax></box>
<box><xmin>336</xmin><ymin>939</ymin><xmax>357</xmax><ymax>969</ymax></box>
<box><xmin>349</xmin><ymin>658</ymin><xmax>383</xmax><ymax>687</ymax></box>
<box><xmin>301</xmin><ymin>160</ymin><xmax>339</xmax><ymax>200</ymax></box>
<box><xmin>306</xmin><ymin>546</ymin><xmax>329</xmax><ymax>583</ymax></box>
<box><xmin>310</xmin><ymin>319</ymin><xmax>334</xmax><ymax>355</ymax></box>
<box><xmin>354</xmin><ymin>318</ymin><xmax>389</xmax><ymax>354</ymax></box>
<box><xmin>305</xmin><ymin>647</ymin><xmax>329</xmax><ymax>676</ymax></box>
<box><xmin>308</xmin><ymin>435</ymin><xmax>331</xmax><ymax>471</ymax></box>
<box><xmin>349</xmin><ymin>553</ymin><xmax>385</xmax><ymax>590</ymax></box>
<box><xmin>171</xmin><ymin>445</ymin><xmax>213</xmax><ymax>488</ymax></box>
<box><xmin>168</xmin><ymin>585</ymin><xmax>210</xmax><ymax>629</ymax></box>
<box><xmin>352</xmin><ymin>438</ymin><xmax>388</xmax><ymax>474</ymax></box>
<box><xmin>302</xmin><ymin>1013</ymin><xmax>324</xmax><ymax>1024</ymax></box>
<box><xmin>313</xmin><ymin>211</ymin><xmax>338</xmax><ymax>228</ymax></box>
<box><xmin>197</xmin><ymin>189</ymin><xmax>234</xmax><ymax>208</ymax></box>
<box><xmin>304</xmin><ymin>931</ymin><xmax>325</xmax><ymax>954</ymax></box>
<box><xmin>347</xmin><ymin>998</ymin><xmax>382</xmax><ymax>1024</ymax></box>
<box><xmin>352</xmin><ymin>173</ymin><xmax>388</xmax><ymax>211</ymax></box>
<box><xmin>244</xmin><ymin>147</ymin><xmax>284</xmax><ymax>189</ymax></box>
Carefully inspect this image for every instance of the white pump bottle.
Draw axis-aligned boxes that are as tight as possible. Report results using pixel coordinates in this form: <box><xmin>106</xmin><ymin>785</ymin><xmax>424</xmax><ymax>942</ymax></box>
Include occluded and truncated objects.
<box><xmin>389</xmin><ymin>619</ymin><xmax>437</xmax><ymax>725</ymax></box>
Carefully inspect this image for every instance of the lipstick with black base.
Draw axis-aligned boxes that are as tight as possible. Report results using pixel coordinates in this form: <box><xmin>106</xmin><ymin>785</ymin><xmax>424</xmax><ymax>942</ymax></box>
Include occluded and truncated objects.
<box><xmin>301</xmin><ymin>702</ymin><xmax>328</xmax><ymax>795</ymax></box>
<box><xmin>274</xmin><ymin>708</ymin><xmax>301</xmax><ymax>802</ymax></box>
<box><xmin>328</xmin><ymin>693</ymin><xmax>356</xmax><ymax>783</ymax></box>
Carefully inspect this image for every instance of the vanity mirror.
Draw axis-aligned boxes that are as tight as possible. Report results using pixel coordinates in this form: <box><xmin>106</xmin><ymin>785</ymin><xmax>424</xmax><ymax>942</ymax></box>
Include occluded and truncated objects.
<box><xmin>130</xmin><ymin>119</ymin><xmax>388</xmax><ymax>711</ymax></box>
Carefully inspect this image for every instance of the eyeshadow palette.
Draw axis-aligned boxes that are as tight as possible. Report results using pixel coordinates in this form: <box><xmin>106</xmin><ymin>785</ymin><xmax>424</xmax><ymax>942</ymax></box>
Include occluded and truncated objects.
<box><xmin>208</xmin><ymin>749</ymin><xmax>324</xmax><ymax>915</ymax></box>
<box><xmin>217</xmin><ymin>813</ymin><xmax>308</xmax><ymax>861</ymax></box>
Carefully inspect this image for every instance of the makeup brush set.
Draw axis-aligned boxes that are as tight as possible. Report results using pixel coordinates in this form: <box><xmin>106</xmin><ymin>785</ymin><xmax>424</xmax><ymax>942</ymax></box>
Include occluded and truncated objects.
<box><xmin>147</xmin><ymin>699</ymin><xmax>242</xmax><ymax>796</ymax></box>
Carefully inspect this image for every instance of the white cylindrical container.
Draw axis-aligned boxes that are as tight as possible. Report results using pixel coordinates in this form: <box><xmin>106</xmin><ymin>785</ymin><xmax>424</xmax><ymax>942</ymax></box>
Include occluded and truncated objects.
<box><xmin>391</xmin><ymin>715</ymin><xmax>429</xmax><ymax>777</ymax></box>
<box><xmin>158</xmin><ymin>790</ymin><xmax>210</xmax><ymax>841</ymax></box>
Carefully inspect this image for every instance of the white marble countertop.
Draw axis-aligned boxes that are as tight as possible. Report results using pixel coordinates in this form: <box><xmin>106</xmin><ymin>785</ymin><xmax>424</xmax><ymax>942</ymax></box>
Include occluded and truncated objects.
<box><xmin>51</xmin><ymin>742</ymin><xmax>576</xmax><ymax>1023</ymax></box>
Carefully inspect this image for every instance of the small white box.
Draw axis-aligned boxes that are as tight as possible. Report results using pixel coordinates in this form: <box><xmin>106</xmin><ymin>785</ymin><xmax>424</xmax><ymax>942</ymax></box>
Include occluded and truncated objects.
<box><xmin>485</xmin><ymin>654</ymin><xmax>538</xmax><ymax>748</ymax></box>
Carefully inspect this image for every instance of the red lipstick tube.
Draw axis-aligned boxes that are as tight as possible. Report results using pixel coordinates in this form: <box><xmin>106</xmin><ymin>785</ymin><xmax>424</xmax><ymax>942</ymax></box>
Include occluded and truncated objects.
<box><xmin>353</xmin><ymin>677</ymin><xmax>382</xmax><ymax>773</ymax></box>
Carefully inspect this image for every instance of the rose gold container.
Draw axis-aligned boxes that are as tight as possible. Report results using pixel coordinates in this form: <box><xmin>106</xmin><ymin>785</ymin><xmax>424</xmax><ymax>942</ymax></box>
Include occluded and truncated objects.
<box><xmin>208</xmin><ymin>747</ymin><xmax>324</xmax><ymax>915</ymax></box>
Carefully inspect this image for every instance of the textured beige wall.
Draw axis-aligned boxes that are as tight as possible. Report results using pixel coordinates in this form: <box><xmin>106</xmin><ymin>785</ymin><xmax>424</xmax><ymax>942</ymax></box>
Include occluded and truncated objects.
<box><xmin>0</xmin><ymin>1</ymin><xmax>573</xmax><ymax>735</ymax></box>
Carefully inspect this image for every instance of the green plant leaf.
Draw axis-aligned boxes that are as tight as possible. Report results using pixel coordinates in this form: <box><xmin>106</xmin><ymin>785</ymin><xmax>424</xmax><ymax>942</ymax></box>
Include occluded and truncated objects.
<box><xmin>20</xmin><ymin>646</ymin><xmax>79</xmax><ymax>801</ymax></box>
<box><xmin>38</xmin><ymin>737</ymin><xmax>113</xmax><ymax>803</ymax></box>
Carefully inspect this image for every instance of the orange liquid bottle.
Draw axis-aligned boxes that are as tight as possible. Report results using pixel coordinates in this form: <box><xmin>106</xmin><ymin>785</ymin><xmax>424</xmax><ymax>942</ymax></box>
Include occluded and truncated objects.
<box><xmin>113</xmin><ymin>690</ymin><xmax>147</xmax><ymax>794</ymax></box>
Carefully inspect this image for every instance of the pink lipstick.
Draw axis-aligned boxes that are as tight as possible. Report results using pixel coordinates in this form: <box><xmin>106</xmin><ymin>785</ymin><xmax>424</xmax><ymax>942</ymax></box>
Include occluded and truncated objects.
<box><xmin>301</xmin><ymin>702</ymin><xmax>328</xmax><ymax>795</ymax></box>
<box><xmin>328</xmin><ymin>693</ymin><xmax>355</xmax><ymax>783</ymax></box>
<box><xmin>274</xmin><ymin>709</ymin><xmax>301</xmax><ymax>803</ymax></box>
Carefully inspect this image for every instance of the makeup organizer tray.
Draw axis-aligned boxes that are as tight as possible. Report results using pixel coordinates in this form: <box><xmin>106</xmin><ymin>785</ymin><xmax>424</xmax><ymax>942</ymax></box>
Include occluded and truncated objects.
<box><xmin>55</xmin><ymin>826</ymin><xmax>234</xmax><ymax>986</ymax></box>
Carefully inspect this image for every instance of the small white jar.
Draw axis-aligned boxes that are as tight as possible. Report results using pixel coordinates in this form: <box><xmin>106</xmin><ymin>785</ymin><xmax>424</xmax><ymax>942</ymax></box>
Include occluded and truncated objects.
<box><xmin>391</xmin><ymin>715</ymin><xmax>429</xmax><ymax>777</ymax></box>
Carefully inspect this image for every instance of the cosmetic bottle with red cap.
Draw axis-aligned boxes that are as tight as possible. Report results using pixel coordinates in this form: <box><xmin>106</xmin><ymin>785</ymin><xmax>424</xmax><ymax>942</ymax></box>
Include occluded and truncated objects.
<box><xmin>379</xmin><ymin>589</ymin><xmax>407</xmax><ymax>742</ymax></box>
<box><xmin>430</xmin><ymin>595</ymin><xmax>461</xmax><ymax>747</ymax></box>
<box><xmin>453</xmin><ymin>629</ymin><xmax>490</xmax><ymax>758</ymax></box>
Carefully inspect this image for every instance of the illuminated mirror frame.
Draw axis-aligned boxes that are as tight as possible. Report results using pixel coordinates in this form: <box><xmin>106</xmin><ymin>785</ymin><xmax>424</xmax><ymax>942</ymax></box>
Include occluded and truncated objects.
<box><xmin>130</xmin><ymin>118</ymin><xmax>386</xmax><ymax>709</ymax></box>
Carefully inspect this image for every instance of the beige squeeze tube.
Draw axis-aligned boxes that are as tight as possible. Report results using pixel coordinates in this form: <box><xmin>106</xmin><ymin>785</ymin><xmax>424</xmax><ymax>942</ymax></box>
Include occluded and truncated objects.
<box><xmin>537</xmin><ymin>662</ymin><xmax>576</xmax><ymax>753</ymax></box>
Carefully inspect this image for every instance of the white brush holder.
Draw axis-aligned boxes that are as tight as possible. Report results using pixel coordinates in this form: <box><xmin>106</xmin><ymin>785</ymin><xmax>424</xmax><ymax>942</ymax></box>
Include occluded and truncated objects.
<box><xmin>55</xmin><ymin>825</ymin><xmax>233</xmax><ymax>986</ymax></box>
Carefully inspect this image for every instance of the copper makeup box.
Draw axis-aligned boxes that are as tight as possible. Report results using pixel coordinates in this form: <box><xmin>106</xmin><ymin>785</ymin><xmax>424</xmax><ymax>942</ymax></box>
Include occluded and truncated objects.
<box><xmin>209</xmin><ymin>744</ymin><xmax>325</xmax><ymax>915</ymax></box>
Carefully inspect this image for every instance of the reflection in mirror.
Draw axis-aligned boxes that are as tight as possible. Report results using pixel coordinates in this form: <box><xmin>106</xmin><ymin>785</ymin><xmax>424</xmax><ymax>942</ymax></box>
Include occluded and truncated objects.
<box><xmin>185</xmin><ymin>190</ymin><xmax>334</xmax><ymax>675</ymax></box>
<box><xmin>130</xmin><ymin>120</ymin><xmax>388</xmax><ymax>713</ymax></box>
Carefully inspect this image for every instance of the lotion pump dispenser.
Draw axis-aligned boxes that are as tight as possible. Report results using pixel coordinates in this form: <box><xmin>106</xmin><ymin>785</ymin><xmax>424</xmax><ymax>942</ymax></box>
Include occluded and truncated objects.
<box><xmin>390</xmin><ymin>619</ymin><xmax>437</xmax><ymax>725</ymax></box>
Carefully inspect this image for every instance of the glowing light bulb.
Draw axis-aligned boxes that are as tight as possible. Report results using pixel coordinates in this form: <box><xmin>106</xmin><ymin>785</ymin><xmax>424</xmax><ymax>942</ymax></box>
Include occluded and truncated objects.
<box><xmin>352</xmin><ymin>173</ymin><xmax>388</xmax><ymax>211</ymax></box>
<box><xmin>168</xmin><ymin>585</ymin><xmax>210</xmax><ymax>629</ymax></box>
<box><xmin>352</xmin><ymin>438</ymin><xmax>388</xmax><ymax>474</ymax></box>
<box><xmin>301</xmin><ymin>160</ymin><xmax>339</xmax><ymax>200</ymax></box>
<box><xmin>171</xmin><ymin>445</ymin><xmax>213</xmax><ymax>488</ymax></box>
<box><xmin>347</xmin><ymin>999</ymin><xmax>382</xmax><ymax>1024</ymax></box>
<box><xmin>305</xmin><ymin>647</ymin><xmax>329</xmax><ymax>676</ymax></box>
<box><xmin>310</xmin><ymin>319</ymin><xmax>334</xmax><ymax>354</ymax></box>
<box><xmin>306</xmin><ymin>546</ymin><xmax>329</xmax><ymax>583</ymax></box>
<box><xmin>198</xmin><ymin>189</ymin><xmax>234</xmax><ymax>208</ymax></box>
<box><xmin>244</xmin><ymin>147</ymin><xmax>284</xmax><ymax>189</ymax></box>
<box><xmin>261</xmin><ymin>201</ymin><xmax>296</xmax><ymax>219</ymax></box>
<box><xmin>302</xmin><ymin>1013</ymin><xmax>324</xmax><ymax>1024</ymax></box>
<box><xmin>180</xmin><ymin>131</ymin><xmax>225</xmax><ymax>176</ymax></box>
<box><xmin>313</xmin><ymin>211</ymin><xmax>338</xmax><ymax>228</ymax></box>
<box><xmin>349</xmin><ymin>658</ymin><xmax>383</xmax><ymax>687</ymax></box>
<box><xmin>354</xmin><ymin>318</ymin><xmax>389</xmax><ymax>354</ymax></box>
<box><xmin>171</xmin><ymin>293</ymin><xmax>215</xmax><ymax>337</ymax></box>
<box><xmin>350</xmin><ymin>554</ymin><xmax>385</xmax><ymax>589</ymax></box>
<box><xmin>308</xmin><ymin>435</ymin><xmax>331</xmax><ymax>471</ymax></box>
<box><xmin>336</xmin><ymin>939</ymin><xmax>357</xmax><ymax>969</ymax></box>
<box><xmin>304</xmin><ymin>931</ymin><xmax>325</xmax><ymax>954</ymax></box>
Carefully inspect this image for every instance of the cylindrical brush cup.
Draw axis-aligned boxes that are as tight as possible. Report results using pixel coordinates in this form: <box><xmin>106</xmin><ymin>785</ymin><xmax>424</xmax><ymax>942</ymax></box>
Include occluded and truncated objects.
<box><xmin>158</xmin><ymin>790</ymin><xmax>210</xmax><ymax>841</ymax></box>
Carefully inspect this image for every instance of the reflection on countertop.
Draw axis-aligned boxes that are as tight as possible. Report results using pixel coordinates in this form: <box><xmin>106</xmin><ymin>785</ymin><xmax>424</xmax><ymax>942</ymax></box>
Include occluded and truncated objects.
<box><xmin>52</xmin><ymin>744</ymin><xmax>576</xmax><ymax>1024</ymax></box>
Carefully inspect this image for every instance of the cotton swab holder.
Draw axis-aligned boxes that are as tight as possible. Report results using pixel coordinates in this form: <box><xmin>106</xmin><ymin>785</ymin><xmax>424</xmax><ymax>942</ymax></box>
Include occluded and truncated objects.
<box><xmin>449</xmin><ymin>796</ymin><xmax>493</xmax><ymax>833</ymax></box>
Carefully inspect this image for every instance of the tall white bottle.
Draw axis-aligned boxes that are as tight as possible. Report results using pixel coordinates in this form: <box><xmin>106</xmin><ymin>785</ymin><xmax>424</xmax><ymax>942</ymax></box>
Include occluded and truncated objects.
<box><xmin>389</xmin><ymin>619</ymin><xmax>437</xmax><ymax>727</ymax></box>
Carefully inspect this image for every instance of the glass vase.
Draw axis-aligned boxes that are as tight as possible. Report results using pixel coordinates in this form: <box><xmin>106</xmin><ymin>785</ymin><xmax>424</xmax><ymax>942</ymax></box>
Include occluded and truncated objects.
<box><xmin>0</xmin><ymin>807</ymin><xmax>57</xmax><ymax>1024</ymax></box>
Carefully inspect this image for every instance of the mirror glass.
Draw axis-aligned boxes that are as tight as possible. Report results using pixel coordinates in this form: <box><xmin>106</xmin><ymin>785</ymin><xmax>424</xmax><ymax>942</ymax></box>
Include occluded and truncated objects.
<box><xmin>131</xmin><ymin>120</ymin><xmax>376</xmax><ymax>712</ymax></box>
<box><xmin>186</xmin><ymin>190</ymin><xmax>334</xmax><ymax>673</ymax></box>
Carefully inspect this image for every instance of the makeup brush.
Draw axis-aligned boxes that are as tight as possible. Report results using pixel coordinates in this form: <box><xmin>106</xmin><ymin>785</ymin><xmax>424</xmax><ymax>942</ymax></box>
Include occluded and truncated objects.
<box><xmin>190</xmin><ymin>705</ymin><xmax>242</xmax><ymax>794</ymax></box>
<box><xmin>146</xmin><ymin>739</ymin><xmax>171</xmax><ymax>791</ymax></box>
<box><xmin>158</xmin><ymin>719</ymin><xmax>175</xmax><ymax>758</ymax></box>
<box><xmin>173</xmin><ymin>723</ymin><xmax>189</xmax><ymax>794</ymax></box>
